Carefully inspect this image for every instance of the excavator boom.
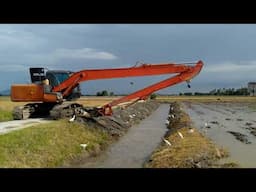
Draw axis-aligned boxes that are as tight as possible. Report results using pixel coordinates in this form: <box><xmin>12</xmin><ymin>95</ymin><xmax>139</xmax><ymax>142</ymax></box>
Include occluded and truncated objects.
<box><xmin>101</xmin><ymin>60</ymin><xmax>203</xmax><ymax>115</ymax></box>
<box><xmin>53</xmin><ymin>60</ymin><xmax>203</xmax><ymax>99</ymax></box>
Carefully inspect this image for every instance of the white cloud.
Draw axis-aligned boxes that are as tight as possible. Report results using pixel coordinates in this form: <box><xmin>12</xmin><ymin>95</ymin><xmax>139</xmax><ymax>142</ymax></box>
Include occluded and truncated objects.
<box><xmin>0</xmin><ymin>47</ymin><xmax>118</xmax><ymax>72</ymax></box>
<box><xmin>53</xmin><ymin>48</ymin><xmax>117</xmax><ymax>60</ymax></box>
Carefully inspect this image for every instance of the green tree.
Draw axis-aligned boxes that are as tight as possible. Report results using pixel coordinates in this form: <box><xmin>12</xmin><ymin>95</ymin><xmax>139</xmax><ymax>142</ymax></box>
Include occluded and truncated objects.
<box><xmin>102</xmin><ymin>90</ymin><xmax>108</xmax><ymax>96</ymax></box>
<box><xmin>96</xmin><ymin>90</ymin><xmax>109</xmax><ymax>96</ymax></box>
<box><xmin>150</xmin><ymin>93</ymin><xmax>157</xmax><ymax>100</ymax></box>
<box><xmin>184</xmin><ymin>92</ymin><xmax>193</xmax><ymax>96</ymax></box>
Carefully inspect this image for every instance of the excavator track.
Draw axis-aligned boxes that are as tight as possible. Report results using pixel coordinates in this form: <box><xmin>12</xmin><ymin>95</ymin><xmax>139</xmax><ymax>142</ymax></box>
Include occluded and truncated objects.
<box><xmin>49</xmin><ymin>103</ymin><xmax>102</xmax><ymax>120</ymax></box>
<box><xmin>12</xmin><ymin>103</ymin><xmax>55</xmax><ymax>120</ymax></box>
<box><xmin>12</xmin><ymin>102</ymin><xmax>103</xmax><ymax>120</ymax></box>
<box><xmin>13</xmin><ymin>105</ymin><xmax>32</xmax><ymax>120</ymax></box>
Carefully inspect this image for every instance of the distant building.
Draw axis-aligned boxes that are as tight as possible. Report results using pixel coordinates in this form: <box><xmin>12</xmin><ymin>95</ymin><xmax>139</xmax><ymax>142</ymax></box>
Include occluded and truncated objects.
<box><xmin>248</xmin><ymin>82</ymin><xmax>256</xmax><ymax>96</ymax></box>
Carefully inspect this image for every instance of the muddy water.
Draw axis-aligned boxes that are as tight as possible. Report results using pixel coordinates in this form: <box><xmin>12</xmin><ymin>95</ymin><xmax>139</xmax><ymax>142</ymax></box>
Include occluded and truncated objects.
<box><xmin>183</xmin><ymin>102</ymin><xmax>256</xmax><ymax>168</ymax></box>
<box><xmin>80</xmin><ymin>104</ymin><xmax>169</xmax><ymax>168</ymax></box>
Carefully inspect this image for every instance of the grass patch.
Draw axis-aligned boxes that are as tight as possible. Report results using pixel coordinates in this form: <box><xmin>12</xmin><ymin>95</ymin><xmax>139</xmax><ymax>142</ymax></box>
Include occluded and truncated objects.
<box><xmin>0</xmin><ymin>120</ymin><xmax>109</xmax><ymax>168</ymax></box>
<box><xmin>0</xmin><ymin>96</ymin><xmax>27</xmax><ymax>122</ymax></box>
<box><xmin>0</xmin><ymin>96</ymin><xmax>28</xmax><ymax>111</ymax></box>
<box><xmin>0</xmin><ymin>109</ymin><xmax>13</xmax><ymax>122</ymax></box>
<box><xmin>145</xmin><ymin>127</ymin><xmax>228</xmax><ymax>168</ymax></box>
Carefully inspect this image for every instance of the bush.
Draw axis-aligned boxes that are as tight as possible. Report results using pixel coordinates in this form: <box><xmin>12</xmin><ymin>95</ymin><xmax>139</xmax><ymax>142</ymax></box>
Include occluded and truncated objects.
<box><xmin>183</xmin><ymin>92</ymin><xmax>193</xmax><ymax>96</ymax></box>
<box><xmin>101</xmin><ymin>90</ymin><xmax>108</xmax><ymax>96</ymax></box>
<box><xmin>150</xmin><ymin>93</ymin><xmax>157</xmax><ymax>100</ymax></box>
<box><xmin>96</xmin><ymin>90</ymin><xmax>109</xmax><ymax>96</ymax></box>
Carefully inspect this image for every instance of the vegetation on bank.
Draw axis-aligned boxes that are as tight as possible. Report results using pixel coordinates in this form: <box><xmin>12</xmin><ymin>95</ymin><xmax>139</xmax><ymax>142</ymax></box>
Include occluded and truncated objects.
<box><xmin>0</xmin><ymin>120</ymin><xmax>109</xmax><ymax>168</ymax></box>
<box><xmin>0</xmin><ymin>97</ymin><xmax>27</xmax><ymax>121</ymax></box>
<box><xmin>145</xmin><ymin>126</ymin><xmax>231</xmax><ymax>168</ymax></box>
<box><xmin>0</xmin><ymin>109</ymin><xmax>13</xmax><ymax>122</ymax></box>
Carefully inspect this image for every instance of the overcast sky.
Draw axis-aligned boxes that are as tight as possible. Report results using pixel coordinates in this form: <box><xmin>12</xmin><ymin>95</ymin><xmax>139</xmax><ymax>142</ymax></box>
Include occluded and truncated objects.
<box><xmin>0</xmin><ymin>24</ymin><xmax>255</xmax><ymax>95</ymax></box>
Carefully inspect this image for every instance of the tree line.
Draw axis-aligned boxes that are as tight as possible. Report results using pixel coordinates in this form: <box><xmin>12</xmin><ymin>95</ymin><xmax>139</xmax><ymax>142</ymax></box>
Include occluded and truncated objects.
<box><xmin>93</xmin><ymin>87</ymin><xmax>250</xmax><ymax>97</ymax></box>
<box><xmin>96</xmin><ymin>90</ymin><xmax>114</xmax><ymax>96</ymax></box>
<box><xmin>180</xmin><ymin>87</ymin><xmax>250</xmax><ymax>96</ymax></box>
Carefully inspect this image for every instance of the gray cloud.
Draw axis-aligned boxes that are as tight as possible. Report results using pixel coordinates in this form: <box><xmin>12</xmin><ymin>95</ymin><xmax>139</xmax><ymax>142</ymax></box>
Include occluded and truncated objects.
<box><xmin>0</xmin><ymin>24</ymin><xmax>256</xmax><ymax>94</ymax></box>
<box><xmin>53</xmin><ymin>48</ymin><xmax>117</xmax><ymax>60</ymax></box>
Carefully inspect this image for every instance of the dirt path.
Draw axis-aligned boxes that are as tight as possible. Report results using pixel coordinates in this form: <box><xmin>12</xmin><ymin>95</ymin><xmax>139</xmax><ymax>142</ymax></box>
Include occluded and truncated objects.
<box><xmin>0</xmin><ymin>118</ymin><xmax>52</xmax><ymax>135</ymax></box>
<box><xmin>183</xmin><ymin>102</ymin><xmax>256</xmax><ymax>167</ymax></box>
<box><xmin>78</xmin><ymin>104</ymin><xmax>169</xmax><ymax>168</ymax></box>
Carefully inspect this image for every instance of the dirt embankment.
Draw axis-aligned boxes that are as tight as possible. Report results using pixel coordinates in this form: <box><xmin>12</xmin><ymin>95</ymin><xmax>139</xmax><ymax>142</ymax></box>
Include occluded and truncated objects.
<box><xmin>78</xmin><ymin>100</ymin><xmax>159</xmax><ymax>137</ymax></box>
<box><xmin>144</xmin><ymin>102</ymin><xmax>237</xmax><ymax>168</ymax></box>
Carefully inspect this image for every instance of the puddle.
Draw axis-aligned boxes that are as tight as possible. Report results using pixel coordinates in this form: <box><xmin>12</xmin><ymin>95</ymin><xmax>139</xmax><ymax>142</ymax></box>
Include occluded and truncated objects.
<box><xmin>0</xmin><ymin>118</ymin><xmax>51</xmax><ymax>135</ymax></box>
<box><xmin>183</xmin><ymin>102</ymin><xmax>256</xmax><ymax>168</ymax></box>
<box><xmin>79</xmin><ymin>104</ymin><xmax>170</xmax><ymax>168</ymax></box>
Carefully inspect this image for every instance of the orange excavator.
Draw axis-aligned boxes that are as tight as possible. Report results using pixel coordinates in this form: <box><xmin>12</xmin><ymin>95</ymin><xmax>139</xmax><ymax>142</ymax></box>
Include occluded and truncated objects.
<box><xmin>10</xmin><ymin>60</ymin><xmax>203</xmax><ymax>120</ymax></box>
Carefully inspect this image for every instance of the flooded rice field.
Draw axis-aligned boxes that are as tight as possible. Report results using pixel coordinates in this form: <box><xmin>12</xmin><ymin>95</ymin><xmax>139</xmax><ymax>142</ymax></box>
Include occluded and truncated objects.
<box><xmin>183</xmin><ymin>102</ymin><xmax>256</xmax><ymax>168</ymax></box>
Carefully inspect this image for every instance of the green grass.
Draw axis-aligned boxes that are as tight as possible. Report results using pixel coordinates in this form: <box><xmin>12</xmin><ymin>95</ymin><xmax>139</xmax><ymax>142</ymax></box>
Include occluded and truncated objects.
<box><xmin>0</xmin><ymin>109</ymin><xmax>13</xmax><ymax>122</ymax></box>
<box><xmin>0</xmin><ymin>96</ymin><xmax>10</xmax><ymax>101</ymax></box>
<box><xmin>0</xmin><ymin>120</ymin><xmax>109</xmax><ymax>168</ymax></box>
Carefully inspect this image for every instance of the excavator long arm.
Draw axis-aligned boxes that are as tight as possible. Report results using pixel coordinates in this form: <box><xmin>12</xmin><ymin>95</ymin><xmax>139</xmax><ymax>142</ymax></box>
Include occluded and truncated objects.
<box><xmin>53</xmin><ymin>60</ymin><xmax>203</xmax><ymax>99</ymax></box>
<box><xmin>52</xmin><ymin>60</ymin><xmax>203</xmax><ymax>115</ymax></box>
<box><xmin>101</xmin><ymin>61</ymin><xmax>203</xmax><ymax>115</ymax></box>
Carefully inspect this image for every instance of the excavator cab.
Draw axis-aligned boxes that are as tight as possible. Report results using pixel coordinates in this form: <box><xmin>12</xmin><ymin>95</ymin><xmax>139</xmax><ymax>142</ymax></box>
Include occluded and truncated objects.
<box><xmin>29</xmin><ymin>67</ymin><xmax>71</xmax><ymax>87</ymax></box>
<box><xmin>45</xmin><ymin>70</ymin><xmax>81</xmax><ymax>100</ymax></box>
<box><xmin>29</xmin><ymin>67</ymin><xmax>81</xmax><ymax>101</ymax></box>
<box><xmin>45</xmin><ymin>70</ymin><xmax>71</xmax><ymax>87</ymax></box>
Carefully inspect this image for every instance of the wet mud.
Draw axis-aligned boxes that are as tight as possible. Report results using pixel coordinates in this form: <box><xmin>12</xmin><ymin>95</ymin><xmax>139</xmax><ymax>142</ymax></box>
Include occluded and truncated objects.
<box><xmin>183</xmin><ymin>102</ymin><xmax>256</xmax><ymax>167</ymax></box>
<box><xmin>227</xmin><ymin>131</ymin><xmax>251</xmax><ymax>144</ymax></box>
